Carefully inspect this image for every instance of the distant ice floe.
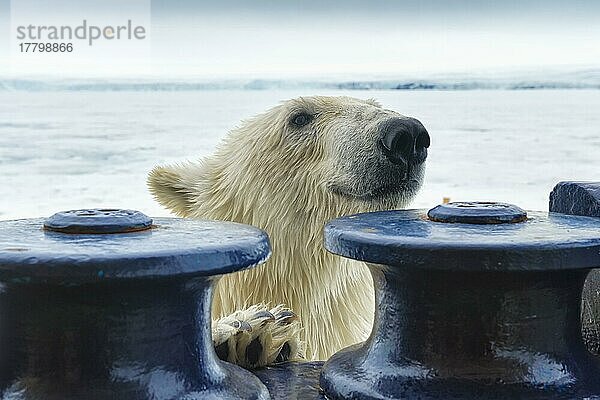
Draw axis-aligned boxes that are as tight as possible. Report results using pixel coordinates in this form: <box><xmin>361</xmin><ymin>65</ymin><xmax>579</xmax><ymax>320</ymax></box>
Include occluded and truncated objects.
<box><xmin>1</xmin><ymin>68</ymin><xmax>600</xmax><ymax>91</ymax></box>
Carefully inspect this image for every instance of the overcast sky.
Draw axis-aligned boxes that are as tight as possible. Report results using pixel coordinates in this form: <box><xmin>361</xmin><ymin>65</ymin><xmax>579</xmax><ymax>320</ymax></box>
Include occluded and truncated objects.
<box><xmin>1</xmin><ymin>0</ymin><xmax>600</xmax><ymax>78</ymax></box>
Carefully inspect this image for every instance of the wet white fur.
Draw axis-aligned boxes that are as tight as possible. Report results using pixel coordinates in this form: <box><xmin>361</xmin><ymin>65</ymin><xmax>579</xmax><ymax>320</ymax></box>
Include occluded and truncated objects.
<box><xmin>148</xmin><ymin>96</ymin><xmax>423</xmax><ymax>361</ymax></box>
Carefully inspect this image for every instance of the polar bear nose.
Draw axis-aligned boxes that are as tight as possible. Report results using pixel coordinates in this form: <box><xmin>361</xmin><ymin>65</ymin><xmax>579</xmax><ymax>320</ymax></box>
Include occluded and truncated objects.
<box><xmin>380</xmin><ymin>117</ymin><xmax>430</xmax><ymax>165</ymax></box>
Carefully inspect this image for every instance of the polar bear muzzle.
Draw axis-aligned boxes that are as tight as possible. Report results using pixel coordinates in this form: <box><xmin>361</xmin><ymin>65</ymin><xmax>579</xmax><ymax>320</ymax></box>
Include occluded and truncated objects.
<box><xmin>326</xmin><ymin>113</ymin><xmax>429</xmax><ymax>203</ymax></box>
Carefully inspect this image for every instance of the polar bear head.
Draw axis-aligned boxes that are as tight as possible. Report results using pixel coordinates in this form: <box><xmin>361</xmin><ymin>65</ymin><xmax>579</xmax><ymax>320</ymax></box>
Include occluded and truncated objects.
<box><xmin>148</xmin><ymin>96</ymin><xmax>429</xmax><ymax>223</ymax></box>
<box><xmin>148</xmin><ymin>95</ymin><xmax>430</xmax><ymax>362</ymax></box>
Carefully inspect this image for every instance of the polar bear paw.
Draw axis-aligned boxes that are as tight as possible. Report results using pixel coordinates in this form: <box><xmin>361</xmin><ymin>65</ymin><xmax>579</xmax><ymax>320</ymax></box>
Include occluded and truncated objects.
<box><xmin>212</xmin><ymin>304</ymin><xmax>305</xmax><ymax>369</ymax></box>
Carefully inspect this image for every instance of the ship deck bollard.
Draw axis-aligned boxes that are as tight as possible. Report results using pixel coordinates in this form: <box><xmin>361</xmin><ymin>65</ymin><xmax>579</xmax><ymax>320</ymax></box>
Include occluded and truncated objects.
<box><xmin>321</xmin><ymin>202</ymin><xmax>600</xmax><ymax>400</ymax></box>
<box><xmin>550</xmin><ymin>181</ymin><xmax>600</xmax><ymax>355</ymax></box>
<box><xmin>0</xmin><ymin>209</ymin><xmax>272</xmax><ymax>400</ymax></box>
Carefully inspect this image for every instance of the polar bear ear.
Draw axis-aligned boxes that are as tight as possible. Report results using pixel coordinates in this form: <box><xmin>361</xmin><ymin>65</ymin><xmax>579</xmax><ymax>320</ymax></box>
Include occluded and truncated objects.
<box><xmin>364</xmin><ymin>98</ymin><xmax>382</xmax><ymax>108</ymax></box>
<box><xmin>147</xmin><ymin>162</ymin><xmax>200</xmax><ymax>217</ymax></box>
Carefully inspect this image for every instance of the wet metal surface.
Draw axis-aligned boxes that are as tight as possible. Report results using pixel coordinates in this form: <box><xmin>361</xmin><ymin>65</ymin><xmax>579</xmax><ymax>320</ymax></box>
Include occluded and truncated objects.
<box><xmin>0</xmin><ymin>212</ymin><xmax>272</xmax><ymax>399</ymax></box>
<box><xmin>255</xmin><ymin>362</ymin><xmax>325</xmax><ymax>399</ymax></box>
<box><xmin>322</xmin><ymin>207</ymin><xmax>600</xmax><ymax>400</ymax></box>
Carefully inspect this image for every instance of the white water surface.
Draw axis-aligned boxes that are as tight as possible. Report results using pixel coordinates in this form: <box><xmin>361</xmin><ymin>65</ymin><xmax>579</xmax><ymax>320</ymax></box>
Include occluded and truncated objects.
<box><xmin>1</xmin><ymin>89</ymin><xmax>599</xmax><ymax>220</ymax></box>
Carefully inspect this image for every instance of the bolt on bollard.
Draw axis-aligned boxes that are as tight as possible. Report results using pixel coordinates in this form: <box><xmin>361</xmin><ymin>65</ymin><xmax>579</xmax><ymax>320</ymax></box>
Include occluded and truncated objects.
<box><xmin>321</xmin><ymin>201</ymin><xmax>600</xmax><ymax>400</ymax></box>
<box><xmin>0</xmin><ymin>209</ymin><xmax>272</xmax><ymax>400</ymax></box>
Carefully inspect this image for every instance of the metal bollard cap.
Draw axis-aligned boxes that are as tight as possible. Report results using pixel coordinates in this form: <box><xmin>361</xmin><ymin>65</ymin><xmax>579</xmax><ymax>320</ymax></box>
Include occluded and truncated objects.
<box><xmin>427</xmin><ymin>202</ymin><xmax>527</xmax><ymax>224</ymax></box>
<box><xmin>44</xmin><ymin>209</ymin><xmax>153</xmax><ymax>234</ymax></box>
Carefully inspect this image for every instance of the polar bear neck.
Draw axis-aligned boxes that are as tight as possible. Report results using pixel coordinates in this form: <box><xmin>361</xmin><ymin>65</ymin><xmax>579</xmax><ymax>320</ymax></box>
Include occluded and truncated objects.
<box><xmin>213</xmin><ymin>217</ymin><xmax>375</xmax><ymax>361</ymax></box>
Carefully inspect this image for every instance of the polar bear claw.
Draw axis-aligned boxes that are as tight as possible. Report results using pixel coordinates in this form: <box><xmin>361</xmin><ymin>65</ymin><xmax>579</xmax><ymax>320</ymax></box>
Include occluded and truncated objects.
<box><xmin>212</xmin><ymin>304</ymin><xmax>304</xmax><ymax>368</ymax></box>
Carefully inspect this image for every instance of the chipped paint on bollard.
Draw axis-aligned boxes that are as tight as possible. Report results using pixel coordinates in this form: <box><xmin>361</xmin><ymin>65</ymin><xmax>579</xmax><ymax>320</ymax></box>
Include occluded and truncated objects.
<box><xmin>550</xmin><ymin>181</ymin><xmax>600</xmax><ymax>356</ymax></box>
<box><xmin>0</xmin><ymin>209</ymin><xmax>272</xmax><ymax>400</ymax></box>
<box><xmin>321</xmin><ymin>202</ymin><xmax>600</xmax><ymax>400</ymax></box>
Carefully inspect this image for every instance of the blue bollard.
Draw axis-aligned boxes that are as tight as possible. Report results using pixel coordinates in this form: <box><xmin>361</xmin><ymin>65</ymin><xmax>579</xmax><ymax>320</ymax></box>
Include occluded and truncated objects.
<box><xmin>549</xmin><ymin>181</ymin><xmax>600</xmax><ymax>217</ymax></box>
<box><xmin>550</xmin><ymin>181</ymin><xmax>600</xmax><ymax>355</ymax></box>
<box><xmin>321</xmin><ymin>202</ymin><xmax>600</xmax><ymax>400</ymax></box>
<box><xmin>0</xmin><ymin>209</ymin><xmax>272</xmax><ymax>400</ymax></box>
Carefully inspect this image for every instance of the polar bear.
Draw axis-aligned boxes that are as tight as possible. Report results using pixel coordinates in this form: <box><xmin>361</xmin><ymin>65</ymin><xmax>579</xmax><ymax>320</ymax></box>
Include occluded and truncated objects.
<box><xmin>148</xmin><ymin>96</ymin><xmax>430</xmax><ymax>367</ymax></box>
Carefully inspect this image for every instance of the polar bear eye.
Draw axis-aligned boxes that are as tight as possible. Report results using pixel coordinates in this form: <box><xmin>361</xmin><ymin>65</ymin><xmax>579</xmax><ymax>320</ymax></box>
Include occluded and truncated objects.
<box><xmin>291</xmin><ymin>113</ymin><xmax>312</xmax><ymax>127</ymax></box>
